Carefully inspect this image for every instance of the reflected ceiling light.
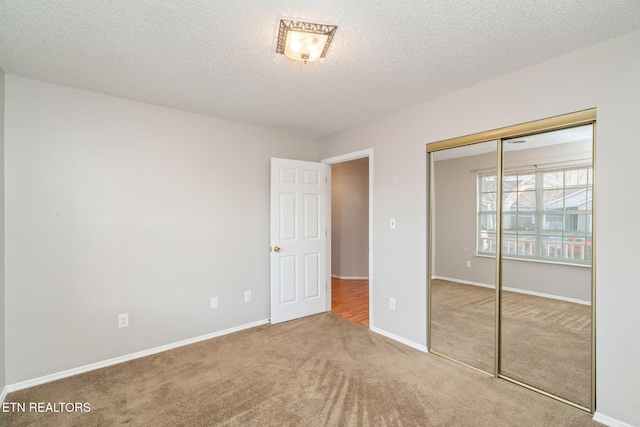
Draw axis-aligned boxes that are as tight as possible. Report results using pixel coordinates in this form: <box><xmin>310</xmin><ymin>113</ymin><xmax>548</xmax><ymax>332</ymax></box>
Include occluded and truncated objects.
<box><xmin>276</xmin><ymin>19</ymin><xmax>337</xmax><ymax>64</ymax></box>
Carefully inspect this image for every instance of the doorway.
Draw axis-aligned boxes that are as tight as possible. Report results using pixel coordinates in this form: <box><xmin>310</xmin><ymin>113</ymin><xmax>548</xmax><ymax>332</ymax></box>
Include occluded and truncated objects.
<box><xmin>322</xmin><ymin>149</ymin><xmax>373</xmax><ymax>328</ymax></box>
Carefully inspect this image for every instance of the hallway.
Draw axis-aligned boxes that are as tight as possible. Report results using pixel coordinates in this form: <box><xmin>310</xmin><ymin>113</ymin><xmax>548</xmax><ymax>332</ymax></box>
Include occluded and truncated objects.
<box><xmin>331</xmin><ymin>278</ymin><xmax>369</xmax><ymax>327</ymax></box>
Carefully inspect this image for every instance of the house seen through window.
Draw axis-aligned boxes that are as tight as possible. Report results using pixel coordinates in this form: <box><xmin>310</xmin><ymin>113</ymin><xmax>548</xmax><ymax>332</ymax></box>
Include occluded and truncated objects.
<box><xmin>478</xmin><ymin>165</ymin><xmax>592</xmax><ymax>264</ymax></box>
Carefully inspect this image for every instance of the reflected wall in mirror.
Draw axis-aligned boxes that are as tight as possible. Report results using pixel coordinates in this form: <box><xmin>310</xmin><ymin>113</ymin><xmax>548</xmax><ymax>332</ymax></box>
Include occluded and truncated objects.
<box><xmin>500</xmin><ymin>124</ymin><xmax>593</xmax><ymax>408</ymax></box>
<box><xmin>430</xmin><ymin>141</ymin><xmax>497</xmax><ymax>374</ymax></box>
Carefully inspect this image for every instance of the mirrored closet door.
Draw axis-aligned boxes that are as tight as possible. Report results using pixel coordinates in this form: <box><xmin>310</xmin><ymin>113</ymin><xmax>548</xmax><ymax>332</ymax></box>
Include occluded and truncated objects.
<box><xmin>430</xmin><ymin>142</ymin><xmax>497</xmax><ymax>374</ymax></box>
<box><xmin>428</xmin><ymin>110</ymin><xmax>595</xmax><ymax>412</ymax></box>
<box><xmin>500</xmin><ymin>124</ymin><xmax>593</xmax><ymax>409</ymax></box>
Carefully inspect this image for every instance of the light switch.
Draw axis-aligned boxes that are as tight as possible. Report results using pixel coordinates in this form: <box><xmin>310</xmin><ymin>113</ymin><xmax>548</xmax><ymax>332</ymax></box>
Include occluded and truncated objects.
<box><xmin>390</xmin><ymin>218</ymin><xmax>396</xmax><ymax>229</ymax></box>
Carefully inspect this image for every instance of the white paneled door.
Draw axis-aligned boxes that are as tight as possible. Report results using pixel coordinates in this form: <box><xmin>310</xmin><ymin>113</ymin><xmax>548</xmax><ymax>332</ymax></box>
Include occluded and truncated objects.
<box><xmin>270</xmin><ymin>158</ymin><xmax>327</xmax><ymax>324</ymax></box>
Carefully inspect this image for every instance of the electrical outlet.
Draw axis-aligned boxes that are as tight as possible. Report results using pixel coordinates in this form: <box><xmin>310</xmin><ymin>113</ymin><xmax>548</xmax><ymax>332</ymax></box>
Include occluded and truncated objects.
<box><xmin>389</xmin><ymin>298</ymin><xmax>396</xmax><ymax>310</ymax></box>
<box><xmin>211</xmin><ymin>297</ymin><xmax>219</xmax><ymax>309</ymax></box>
<box><xmin>244</xmin><ymin>291</ymin><xmax>252</xmax><ymax>303</ymax></box>
<box><xmin>465</xmin><ymin>261</ymin><xmax>471</xmax><ymax>268</ymax></box>
<box><xmin>118</xmin><ymin>313</ymin><xmax>129</xmax><ymax>329</ymax></box>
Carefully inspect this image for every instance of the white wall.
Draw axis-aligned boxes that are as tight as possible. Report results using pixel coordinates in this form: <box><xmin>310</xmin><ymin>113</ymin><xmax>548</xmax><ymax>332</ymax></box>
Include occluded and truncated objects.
<box><xmin>319</xmin><ymin>30</ymin><xmax>640</xmax><ymax>426</ymax></box>
<box><xmin>433</xmin><ymin>141</ymin><xmax>592</xmax><ymax>302</ymax></box>
<box><xmin>0</xmin><ymin>68</ymin><xmax>5</xmax><ymax>392</ymax></box>
<box><xmin>331</xmin><ymin>158</ymin><xmax>369</xmax><ymax>278</ymax></box>
<box><xmin>4</xmin><ymin>76</ymin><xmax>319</xmax><ymax>385</ymax></box>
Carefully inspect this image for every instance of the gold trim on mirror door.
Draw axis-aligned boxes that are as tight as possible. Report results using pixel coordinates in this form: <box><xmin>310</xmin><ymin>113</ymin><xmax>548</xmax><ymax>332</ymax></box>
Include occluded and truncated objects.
<box><xmin>495</xmin><ymin>140</ymin><xmax>503</xmax><ymax>378</ymax></box>
<box><xmin>499</xmin><ymin>374</ymin><xmax>591</xmax><ymax>413</ymax></box>
<box><xmin>591</xmin><ymin>121</ymin><xmax>597</xmax><ymax>413</ymax></box>
<box><xmin>427</xmin><ymin>152</ymin><xmax>434</xmax><ymax>351</ymax></box>
<box><xmin>426</xmin><ymin>109</ymin><xmax>596</xmax><ymax>153</ymax></box>
<box><xmin>432</xmin><ymin>350</ymin><xmax>494</xmax><ymax>377</ymax></box>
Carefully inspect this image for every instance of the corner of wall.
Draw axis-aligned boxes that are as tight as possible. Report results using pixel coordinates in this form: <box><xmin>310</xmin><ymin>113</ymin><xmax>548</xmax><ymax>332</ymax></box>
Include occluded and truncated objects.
<box><xmin>592</xmin><ymin>412</ymin><xmax>637</xmax><ymax>427</ymax></box>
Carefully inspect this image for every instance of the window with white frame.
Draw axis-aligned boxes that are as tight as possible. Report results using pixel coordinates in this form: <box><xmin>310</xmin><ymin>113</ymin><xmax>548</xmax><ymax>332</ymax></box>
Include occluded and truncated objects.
<box><xmin>478</xmin><ymin>165</ymin><xmax>592</xmax><ymax>264</ymax></box>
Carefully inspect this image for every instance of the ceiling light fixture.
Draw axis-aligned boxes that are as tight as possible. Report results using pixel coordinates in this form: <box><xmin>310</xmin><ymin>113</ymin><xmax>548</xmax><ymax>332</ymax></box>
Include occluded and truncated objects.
<box><xmin>276</xmin><ymin>19</ymin><xmax>337</xmax><ymax>64</ymax></box>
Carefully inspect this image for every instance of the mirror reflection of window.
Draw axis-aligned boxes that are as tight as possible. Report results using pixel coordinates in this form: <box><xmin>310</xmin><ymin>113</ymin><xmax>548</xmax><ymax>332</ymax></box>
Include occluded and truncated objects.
<box><xmin>428</xmin><ymin>114</ymin><xmax>595</xmax><ymax>412</ymax></box>
<box><xmin>477</xmin><ymin>165</ymin><xmax>593</xmax><ymax>263</ymax></box>
<box><xmin>500</xmin><ymin>123</ymin><xmax>593</xmax><ymax>409</ymax></box>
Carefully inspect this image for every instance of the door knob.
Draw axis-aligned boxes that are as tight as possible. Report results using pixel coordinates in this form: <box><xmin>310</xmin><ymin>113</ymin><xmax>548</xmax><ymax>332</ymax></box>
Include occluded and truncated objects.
<box><xmin>273</xmin><ymin>246</ymin><xmax>281</xmax><ymax>252</ymax></box>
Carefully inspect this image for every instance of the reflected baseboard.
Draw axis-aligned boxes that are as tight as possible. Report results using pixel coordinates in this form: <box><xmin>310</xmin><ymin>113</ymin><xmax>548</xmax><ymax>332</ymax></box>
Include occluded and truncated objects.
<box><xmin>431</xmin><ymin>276</ymin><xmax>591</xmax><ymax>306</ymax></box>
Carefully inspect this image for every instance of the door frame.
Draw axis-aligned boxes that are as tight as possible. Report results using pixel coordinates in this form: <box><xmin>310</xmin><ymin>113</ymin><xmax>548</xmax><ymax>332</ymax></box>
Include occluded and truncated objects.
<box><xmin>321</xmin><ymin>149</ymin><xmax>374</xmax><ymax>328</ymax></box>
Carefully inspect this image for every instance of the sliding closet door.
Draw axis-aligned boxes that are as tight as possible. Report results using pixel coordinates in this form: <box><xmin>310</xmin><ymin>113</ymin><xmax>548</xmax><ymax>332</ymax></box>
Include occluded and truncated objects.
<box><xmin>499</xmin><ymin>125</ymin><xmax>593</xmax><ymax>409</ymax></box>
<box><xmin>429</xmin><ymin>142</ymin><xmax>497</xmax><ymax>374</ymax></box>
<box><xmin>428</xmin><ymin>110</ymin><xmax>596</xmax><ymax>413</ymax></box>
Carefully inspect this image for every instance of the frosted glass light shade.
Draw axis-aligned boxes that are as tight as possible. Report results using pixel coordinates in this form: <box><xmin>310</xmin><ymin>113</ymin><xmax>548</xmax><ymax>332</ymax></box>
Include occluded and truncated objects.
<box><xmin>284</xmin><ymin>30</ymin><xmax>329</xmax><ymax>62</ymax></box>
<box><xmin>277</xmin><ymin>20</ymin><xmax>337</xmax><ymax>63</ymax></box>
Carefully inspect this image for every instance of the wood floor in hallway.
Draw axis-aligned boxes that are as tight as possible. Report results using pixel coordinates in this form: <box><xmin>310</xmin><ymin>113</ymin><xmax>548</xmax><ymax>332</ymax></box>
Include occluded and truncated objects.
<box><xmin>331</xmin><ymin>277</ymin><xmax>369</xmax><ymax>327</ymax></box>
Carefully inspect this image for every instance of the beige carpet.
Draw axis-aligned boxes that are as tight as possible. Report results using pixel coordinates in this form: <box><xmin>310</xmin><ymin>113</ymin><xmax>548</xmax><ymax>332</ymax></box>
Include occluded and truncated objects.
<box><xmin>0</xmin><ymin>313</ymin><xmax>599</xmax><ymax>426</ymax></box>
<box><xmin>431</xmin><ymin>279</ymin><xmax>591</xmax><ymax>408</ymax></box>
<box><xmin>430</xmin><ymin>279</ymin><xmax>495</xmax><ymax>374</ymax></box>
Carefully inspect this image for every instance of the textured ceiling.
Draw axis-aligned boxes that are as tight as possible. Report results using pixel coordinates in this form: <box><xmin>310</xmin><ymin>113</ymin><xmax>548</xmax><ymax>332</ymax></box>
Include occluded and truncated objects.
<box><xmin>433</xmin><ymin>125</ymin><xmax>593</xmax><ymax>161</ymax></box>
<box><xmin>1</xmin><ymin>1</ymin><xmax>639</xmax><ymax>138</ymax></box>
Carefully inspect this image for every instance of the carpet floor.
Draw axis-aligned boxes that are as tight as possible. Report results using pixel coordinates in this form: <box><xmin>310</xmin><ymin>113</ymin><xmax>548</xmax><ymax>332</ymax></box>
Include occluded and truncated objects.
<box><xmin>0</xmin><ymin>313</ymin><xmax>599</xmax><ymax>426</ymax></box>
<box><xmin>430</xmin><ymin>279</ymin><xmax>591</xmax><ymax>408</ymax></box>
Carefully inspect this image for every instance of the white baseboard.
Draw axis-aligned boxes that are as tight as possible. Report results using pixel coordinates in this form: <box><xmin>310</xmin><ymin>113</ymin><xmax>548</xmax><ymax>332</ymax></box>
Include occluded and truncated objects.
<box><xmin>593</xmin><ymin>412</ymin><xmax>636</xmax><ymax>427</ymax></box>
<box><xmin>331</xmin><ymin>275</ymin><xmax>369</xmax><ymax>280</ymax></box>
<box><xmin>370</xmin><ymin>326</ymin><xmax>428</xmax><ymax>353</ymax></box>
<box><xmin>6</xmin><ymin>318</ymin><xmax>270</xmax><ymax>394</ymax></box>
<box><xmin>432</xmin><ymin>276</ymin><xmax>591</xmax><ymax>306</ymax></box>
<box><xmin>0</xmin><ymin>386</ymin><xmax>7</xmax><ymax>404</ymax></box>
